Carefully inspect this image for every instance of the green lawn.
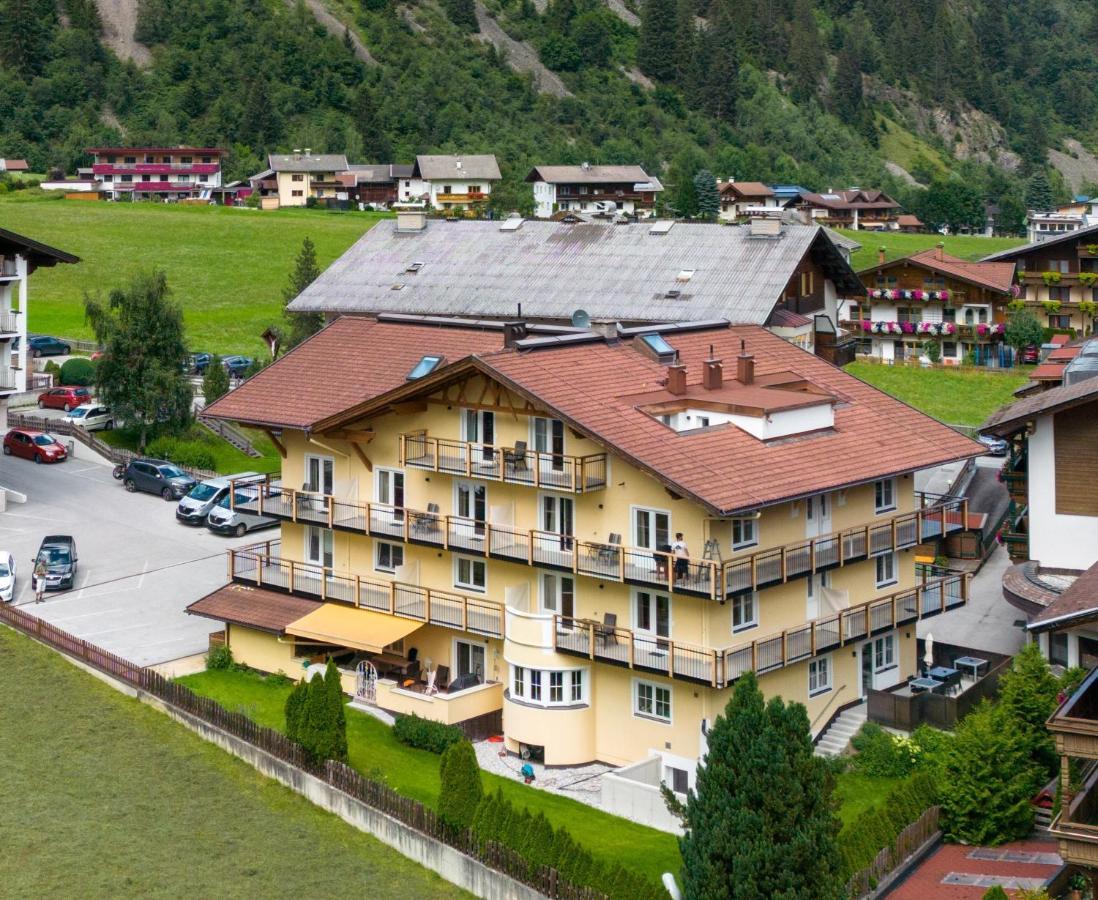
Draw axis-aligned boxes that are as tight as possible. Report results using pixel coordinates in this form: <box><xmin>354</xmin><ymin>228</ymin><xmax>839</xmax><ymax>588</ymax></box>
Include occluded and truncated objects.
<box><xmin>832</xmin><ymin>772</ymin><xmax>902</xmax><ymax>828</ymax></box>
<box><xmin>1</xmin><ymin>193</ymin><xmax>382</xmax><ymax>356</ymax></box>
<box><xmin>0</xmin><ymin>627</ymin><xmax>470</xmax><ymax>899</ymax></box>
<box><xmin>843</xmin><ymin>360</ymin><xmax>1029</xmax><ymax>426</ymax></box>
<box><xmin>181</xmin><ymin>667</ymin><xmax>681</xmax><ymax>883</ymax></box>
<box><xmin>840</xmin><ymin>229</ymin><xmax>1024</xmax><ymax>271</ymax></box>
<box><xmin>99</xmin><ymin>423</ymin><xmax>284</xmax><ymax>475</ymax></box>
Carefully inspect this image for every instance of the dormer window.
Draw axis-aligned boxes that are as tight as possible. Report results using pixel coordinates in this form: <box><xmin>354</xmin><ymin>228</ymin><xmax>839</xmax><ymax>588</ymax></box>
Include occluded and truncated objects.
<box><xmin>640</xmin><ymin>333</ymin><xmax>676</xmax><ymax>364</ymax></box>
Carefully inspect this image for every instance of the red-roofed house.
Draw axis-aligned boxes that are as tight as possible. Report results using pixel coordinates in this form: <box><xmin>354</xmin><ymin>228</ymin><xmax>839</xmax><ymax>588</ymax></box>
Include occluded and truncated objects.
<box><xmin>196</xmin><ymin>314</ymin><xmax>979</xmax><ymax>824</ymax></box>
<box><xmin>0</xmin><ymin>159</ymin><xmax>28</xmax><ymax>173</ymax></box>
<box><xmin>843</xmin><ymin>245</ymin><xmax>1018</xmax><ymax>365</ymax></box>
<box><xmin>717</xmin><ymin>180</ymin><xmax>780</xmax><ymax>221</ymax></box>
<box><xmin>85</xmin><ymin>146</ymin><xmax>225</xmax><ymax>201</ymax></box>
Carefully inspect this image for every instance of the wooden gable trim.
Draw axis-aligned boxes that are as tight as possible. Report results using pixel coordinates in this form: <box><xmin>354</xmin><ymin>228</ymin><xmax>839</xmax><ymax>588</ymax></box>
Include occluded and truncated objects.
<box><xmin>262</xmin><ymin>428</ymin><xmax>287</xmax><ymax>459</ymax></box>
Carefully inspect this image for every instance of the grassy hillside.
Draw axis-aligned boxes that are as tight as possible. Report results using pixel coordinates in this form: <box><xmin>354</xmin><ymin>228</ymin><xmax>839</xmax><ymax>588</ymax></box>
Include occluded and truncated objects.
<box><xmin>0</xmin><ymin>627</ymin><xmax>469</xmax><ymax>898</ymax></box>
<box><xmin>839</xmin><ymin>229</ymin><xmax>1025</xmax><ymax>271</ymax></box>
<box><xmin>3</xmin><ymin>194</ymin><xmax>379</xmax><ymax>355</ymax></box>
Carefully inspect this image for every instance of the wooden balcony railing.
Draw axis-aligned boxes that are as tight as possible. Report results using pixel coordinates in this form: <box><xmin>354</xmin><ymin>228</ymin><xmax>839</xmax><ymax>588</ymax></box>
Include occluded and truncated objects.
<box><xmin>399</xmin><ymin>431</ymin><xmax>608</xmax><ymax>494</ymax></box>
<box><xmin>228</xmin><ymin>541</ymin><xmax>504</xmax><ymax>638</ymax></box>
<box><xmin>553</xmin><ymin>573</ymin><xmax>969</xmax><ymax>688</ymax></box>
<box><xmin>231</xmin><ymin>478</ymin><xmax>968</xmax><ymax>602</ymax></box>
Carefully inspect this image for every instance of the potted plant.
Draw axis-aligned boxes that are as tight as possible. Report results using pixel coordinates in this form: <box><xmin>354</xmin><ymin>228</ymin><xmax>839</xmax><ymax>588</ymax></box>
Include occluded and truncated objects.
<box><xmin>1079</xmin><ymin>272</ymin><xmax>1098</xmax><ymax>288</ymax></box>
<box><xmin>1043</xmin><ymin>299</ymin><xmax>1063</xmax><ymax>314</ymax></box>
<box><xmin>1043</xmin><ymin>271</ymin><xmax>1063</xmax><ymax>286</ymax></box>
<box><xmin>1068</xmin><ymin>872</ymin><xmax>1086</xmax><ymax>900</ymax></box>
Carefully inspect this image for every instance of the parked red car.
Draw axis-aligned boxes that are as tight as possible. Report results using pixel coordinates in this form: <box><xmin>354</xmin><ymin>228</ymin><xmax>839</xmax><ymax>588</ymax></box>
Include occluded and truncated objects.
<box><xmin>2</xmin><ymin>429</ymin><xmax>67</xmax><ymax>464</ymax></box>
<box><xmin>38</xmin><ymin>386</ymin><xmax>92</xmax><ymax>412</ymax></box>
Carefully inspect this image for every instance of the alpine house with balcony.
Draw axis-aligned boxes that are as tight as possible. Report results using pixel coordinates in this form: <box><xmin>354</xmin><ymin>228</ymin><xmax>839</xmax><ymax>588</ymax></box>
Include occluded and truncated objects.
<box><xmin>842</xmin><ymin>245</ymin><xmax>1017</xmax><ymax>365</ymax></box>
<box><xmin>0</xmin><ymin>227</ymin><xmax>79</xmax><ymax>408</ymax></box>
<box><xmin>193</xmin><ymin>314</ymin><xmax>979</xmax><ymax>807</ymax></box>
<box><xmin>525</xmin><ymin>164</ymin><xmax>663</xmax><ymax>219</ymax></box>
<box><xmin>84</xmin><ymin>146</ymin><xmax>225</xmax><ymax>201</ymax></box>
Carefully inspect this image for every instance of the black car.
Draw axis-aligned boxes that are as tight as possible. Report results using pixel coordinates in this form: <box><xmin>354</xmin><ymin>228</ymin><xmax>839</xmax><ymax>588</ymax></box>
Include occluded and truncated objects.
<box><xmin>222</xmin><ymin>355</ymin><xmax>253</xmax><ymax>377</ymax></box>
<box><xmin>122</xmin><ymin>458</ymin><xmax>197</xmax><ymax>500</ymax></box>
<box><xmin>187</xmin><ymin>352</ymin><xmax>213</xmax><ymax>375</ymax></box>
<box><xmin>24</xmin><ymin>335</ymin><xmax>71</xmax><ymax>358</ymax></box>
<box><xmin>35</xmin><ymin>535</ymin><xmax>77</xmax><ymax>591</ymax></box>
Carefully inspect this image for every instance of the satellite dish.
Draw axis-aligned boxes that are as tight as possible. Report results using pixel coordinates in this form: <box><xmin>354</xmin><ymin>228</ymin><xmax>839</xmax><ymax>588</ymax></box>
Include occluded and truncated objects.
<box><xmin>571</xmin><ymin>308</ymin><xmax>591</xmax><ymax>328</ymax></box>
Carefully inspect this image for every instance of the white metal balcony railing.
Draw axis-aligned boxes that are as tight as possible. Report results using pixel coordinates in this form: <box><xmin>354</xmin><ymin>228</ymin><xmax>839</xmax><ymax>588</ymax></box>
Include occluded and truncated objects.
<box><xmin>231</xmin><ymin>476</ymin><xmax>969</xmax><ymax>602</ymax></box>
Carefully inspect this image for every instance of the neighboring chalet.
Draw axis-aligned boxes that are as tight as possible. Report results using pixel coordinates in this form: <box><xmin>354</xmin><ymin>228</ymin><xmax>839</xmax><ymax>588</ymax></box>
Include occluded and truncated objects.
<box><xmin>895</xmin><ymin>214</ymin><xmax>925</xmax><ymax>234</ymax></box>
<box><xmin>842</xmin><ymin>246</ymin><xmax>1017</xmax><ymax>365</ymax></box>
<box><xmin>984</xmin><ymin>371</ymin><xmax>1098</xmax><ymax>671</ymax></box>
<box><xmin>410</xmin><ymin>155</ymin><xmax>501</xmax><ymax>212</ymax></box>
<box><xmin>0</xmin><ymin>159</ymin><xmax>28</xmax><ymax>173</ymax></box>
<box><xmin>84</xmin><ymin>146</ymin><xmax>225</xmax><ymax>201</ymax></box>
<box><xmin>341</xmin><ymin>164</ymin><xmax>415</xmax><ymax>207</ymax></box>
<box><xmin>285</xmin><ymin>214</ymin><xmax>866</xmax><ymax>360</ymax></box>
<box><xmin>1026</xmin><ymin>197</ymin><xmax>1098</xmax><ymax>244</ymax></box>
<box><xmin>983</xmin><ymin>224</ymin><xmax>1098</xmax><ymax>338</ymax></box>
<box><xmin>0</xmin><ymin>227</ymin><xmax>79</xmax><ymax>416</ymax></box>
<box><xmin>526</xmin><ymin>164</ymin><xmax>663</xmax><ymax>219</ymax></box>
<box><xmin>785</xmin><ymin>189</ymin><xmax>903</xmax><ymax>231</ymax></box>
<box><xmin>196</xmin><ymin>314</ymin><xmax>978</xmax><ymax>830</ymax></box>
<box><xmin>717</xmin><ymin>181</ymin><xmax>780</xmax><ymax>221</ymax></box>
<box><xmin>252</xmin><ymin>153</ymin><xmax>350</xmax><ymax>208</ymax></box>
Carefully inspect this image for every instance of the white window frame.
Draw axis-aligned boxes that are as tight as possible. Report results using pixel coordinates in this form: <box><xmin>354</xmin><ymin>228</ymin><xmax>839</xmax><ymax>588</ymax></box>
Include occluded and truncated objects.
<box><xmin>873</xmin><ymin>635</ymin><xmax>896</xmax><ymax>672</ymax></box>
<box><xmin>454</xmin><ymin>555</ymin><xmax>487</xmax><ymax>593</ymax></box>
<box><xmin>374</xmin><ymin>540</ymin><xmax>403</xmax><ymax>573</ymax></box>
<box><xmin>453</xmin><ymin>637</ymin><xmax>487</xmax><ymax>681</ymax></box>
<box><xmin>304</xmin><ymin>525</ymin><xmax>333</xmax><ymax>568</ymax></box>
<box><xmin>808</xmin><ymin>657</ymin><xmax>832</xmax><ymax>697</ymax></box>
<box><xmin>375</xmin><ymin>467</ymin><xmax>405</xmax><ymax>508</ymax></box>
<box><xmin>731</xmin><ymin>517</ymin><xmax>758</xmax><ymax>550</ymax></box>
<box><xmin>540</xmin><ymin>572</ymin><xmax>575</xmax><ymax>617</ymax></box>
<box><xmin>304</xmin><ymin>453</ymin><xmax>335</xmax><ymax>495</ymax></box>
<box><xmin>732</xmin><ymin>592</ymin><xmax>758</xmax><ymax>633</ymax></box>
<box><xmin>631</xmin><ymin>505</ymin><xmax>672</xmax><ymax>552</ymax></box>
<box><xmin>510</xmin><ymin>664</ymin><xmax>587</xmax><ymax>707</ymax></box>
<box><xmin>874</xmin><ymin>551</ymin><xmax>898</xmax><ymax>588</ymax></box>
<box><xmin>633</xmin><ymin>678</ymin><xmax>672</xmax><ymax>723</ymax></box>
<box><xmin>633</xmin><ymin>588</ymin><xmax>672</xmax><ymax>641</ymax></box>
<box><xmin>874</xmin><ymin>478</ymin><xmax>896</xmax><ymax>514</ymax></box>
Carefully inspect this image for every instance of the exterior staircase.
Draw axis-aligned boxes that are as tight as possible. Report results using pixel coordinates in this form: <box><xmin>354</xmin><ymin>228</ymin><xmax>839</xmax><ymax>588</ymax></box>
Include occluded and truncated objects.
<box><xmin>814</xmin><ymin>702</ymin><xmax>867</xmax><ymax>758</ymax></box>
<box><xmin>197</xmin><ymin>414</ymin><xmax>262</xmax><ymax>458</ymax></box>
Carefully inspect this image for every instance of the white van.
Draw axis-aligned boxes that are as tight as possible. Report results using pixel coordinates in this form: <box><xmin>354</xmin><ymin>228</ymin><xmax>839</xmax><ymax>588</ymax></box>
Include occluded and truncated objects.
<box><xmin>177</xmin><ymin>472</ymin><xmax>260</xmax><ymax>526</ymax></box>
<box><xmin>205</xmin><ymin>482</ymin><xmax>278</xmax><ymax>537</ymax></box>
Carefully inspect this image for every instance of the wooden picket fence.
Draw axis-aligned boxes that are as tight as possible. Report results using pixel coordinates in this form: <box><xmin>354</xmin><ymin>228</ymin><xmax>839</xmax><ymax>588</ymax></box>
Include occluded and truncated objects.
<box><xmin>0</xmin><ymin>604</ymin><xmax>603</xmax><ymax>900</ymax></box>
<box><xmin>846</xmin><ymin>805</ymin><xmax>941</xmax><ymax>898</ymax></box>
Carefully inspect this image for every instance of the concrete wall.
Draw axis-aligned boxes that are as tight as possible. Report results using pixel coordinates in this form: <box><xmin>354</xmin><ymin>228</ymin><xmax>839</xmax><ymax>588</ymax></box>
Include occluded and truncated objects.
<box><xmin>603</xmin><ymin>755</ymin><xmax>683</xmax><ymax>834</ymax></box>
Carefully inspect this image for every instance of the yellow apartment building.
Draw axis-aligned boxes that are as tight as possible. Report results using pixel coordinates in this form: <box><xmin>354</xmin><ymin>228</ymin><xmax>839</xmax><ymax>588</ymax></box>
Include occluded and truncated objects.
<box><xmin>192</xmin><ymin>315</ymin><xmax>979</xmax><ymax>797</ymax></box>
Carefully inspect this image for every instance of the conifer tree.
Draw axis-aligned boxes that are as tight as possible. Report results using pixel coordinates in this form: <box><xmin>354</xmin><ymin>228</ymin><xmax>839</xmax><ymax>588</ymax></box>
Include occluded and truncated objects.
<box><xmin>1025</xmin><ymin>170</ymin><xmax>1054</xmax><ymax>210</ymax></box>
<box><xmin>282</xmin><ymin>237</ymin><xmax>324</xmax><ymax>348</ymax></box>
<box><xmin>284</xmin><ymin>678</ymin><xmax>308</xmax><ymax>743</ymax></box>
<box><xmin>679</xmin><ymin>672</ymin><xmax>843</xmax><ymax>899</ymax></box>
<box><xmin>637</xmin><ymin>0</ymin><xmax>677</xmax><ymax>81</ymax></box>
<box><xmin>323</xmin><ymin>658</ymin><xmax>349</xmax><ymax>762</ymax></box>
<box><xmin>697</xmin><ymin>0</ymin><xmax>738</xmax><ymax>122</ymax></box>
<box><xmin>997</xmin><ymin>642</ymin><xmax>1060</xmax><ymax>773</ymax></box>
<box><xmin>202</xmin><ymin>354</ymin><xmax>230</xmax><ymax>405</ymax></box>
<box><xmin>788</xmin><ymin>0</ymin><xmax>824</xmax><ymax>102</ymax></box>
<box><xmin>444</xmin><ymin>0</ymin><xmax>478</xmax><ymax>32</ymax></box>
<box><xmin>302</xmin><ymin>672</ymin><xmax>329</xmax><ymax>758</ymax></box>
<box><xmin>694</xmin><ymin>169</ymin><xmax>720</xmax><ymax>220</ymax></box>
<box><xmin>672</xmin><ymin>0</ymin><xmax>699</xmax><ymax>90</ymax></box>
<box><xmin>438</xmin><ymin>739</ymin><xmax>484</xmax><ymax>829</ymax></box>
<box><xmin>832</xmin><ymin>32</ymin><xmax>864</xmax><ymax>124</ymax></box>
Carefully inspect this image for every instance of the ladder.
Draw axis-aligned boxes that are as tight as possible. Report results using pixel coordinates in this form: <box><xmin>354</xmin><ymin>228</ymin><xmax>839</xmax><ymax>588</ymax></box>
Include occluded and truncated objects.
<box><xmin>703</xmin><ymin>538</ymin><xmax>722</xmax><ymax>563</ymax></box>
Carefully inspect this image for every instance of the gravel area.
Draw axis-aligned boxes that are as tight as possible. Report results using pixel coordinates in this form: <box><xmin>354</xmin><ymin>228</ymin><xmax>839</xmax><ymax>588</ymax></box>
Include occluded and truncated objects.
<box><xmin>473</xmin><ymin>740</ymin><xmax>612</xmax><ymax>809</ymax></box>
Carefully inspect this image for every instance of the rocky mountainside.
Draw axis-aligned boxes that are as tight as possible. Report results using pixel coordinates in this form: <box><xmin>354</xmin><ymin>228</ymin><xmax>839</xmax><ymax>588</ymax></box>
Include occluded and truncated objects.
<box><xmin>1</xmin><ymin>0</ymin><xmax>1095</xmax><ymax>224</ymax></box>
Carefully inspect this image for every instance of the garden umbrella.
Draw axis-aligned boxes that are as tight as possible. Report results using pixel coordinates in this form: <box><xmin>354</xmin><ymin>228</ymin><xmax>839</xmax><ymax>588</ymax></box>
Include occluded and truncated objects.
<box><xmin>924</xmin><ymin>632</ymin><xmax>934</xmax><ymax>670</ymax></box>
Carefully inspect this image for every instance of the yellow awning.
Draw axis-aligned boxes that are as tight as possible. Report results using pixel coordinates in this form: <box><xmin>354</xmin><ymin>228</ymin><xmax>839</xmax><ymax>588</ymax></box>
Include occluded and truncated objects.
<box><xmin>286</xmin><ymin>604</ymin><xmax>422</xmax><ymax>653</ymax></box>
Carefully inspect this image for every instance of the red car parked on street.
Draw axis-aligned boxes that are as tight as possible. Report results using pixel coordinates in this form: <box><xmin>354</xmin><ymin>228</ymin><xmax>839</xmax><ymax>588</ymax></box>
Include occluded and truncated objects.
<box><xmin>38</xmin><ymin>386</ymin><xmax>91</xmax><ymax>412</ymax></box>
<box><xmin>2</xmin><ymin>429</ymin><xmax>67</xmax><ymax>464</ymax></box>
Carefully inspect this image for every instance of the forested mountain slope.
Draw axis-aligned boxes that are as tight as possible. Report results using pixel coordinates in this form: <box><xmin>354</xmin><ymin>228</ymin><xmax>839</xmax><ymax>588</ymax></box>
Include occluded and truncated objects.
<box><xmin>1</xmin><ymin>0</ymin><xmax>1096</xmax><ymax>227</ymax></box>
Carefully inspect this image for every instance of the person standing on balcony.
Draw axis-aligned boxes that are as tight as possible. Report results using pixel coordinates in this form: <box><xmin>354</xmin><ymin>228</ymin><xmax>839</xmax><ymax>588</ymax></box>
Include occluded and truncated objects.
<box><xmin>672</xmin><ymin>533</ymin><xmax>690</xmax><ymax>581</ymax></box>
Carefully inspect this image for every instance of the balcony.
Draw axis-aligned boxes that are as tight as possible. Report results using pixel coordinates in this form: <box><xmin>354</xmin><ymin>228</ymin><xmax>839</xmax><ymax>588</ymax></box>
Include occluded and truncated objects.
<box><xmin>399</xmin><ymin>432</ymin><xmax>608</xmax><ymax>494</ymax></box>
<box><xmin>435</xmin><ymin>192</ymin><xmax>488</xmax><ymax>203</ymax></box>
<box><xmin>231</xmin><ymin>478</ymin><xmax>967</xmax><ymax>602</ymax></box>
<box><xmin>1049</xmin><ymin>667</ymin><xmax>1098</xmax><ymax>865</ymax></box>
<box><xmin>0</xmin><ymin>311</ymin><xmax>19</xmax><ymax>335</ymax></box>
<box><xmin>228</xmin><ymin>541</ymin><xmax>504</xmax><ymax>638</ymax></box>
<box><xmin>553</xmin><ymin>574</ymin><xmax>969</xmax><ymax>688</ymax></box>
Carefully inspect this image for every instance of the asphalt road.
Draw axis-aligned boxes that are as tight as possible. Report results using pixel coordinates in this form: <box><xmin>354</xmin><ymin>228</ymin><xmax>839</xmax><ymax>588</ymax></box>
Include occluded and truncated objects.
<box><xmin>0</xmin><ymin>445</ymin><xmax>257</xmax><ymax>665</ymax></box>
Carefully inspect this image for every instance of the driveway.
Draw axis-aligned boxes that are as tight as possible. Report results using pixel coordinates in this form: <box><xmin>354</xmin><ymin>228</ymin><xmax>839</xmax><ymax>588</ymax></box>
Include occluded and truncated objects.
<box><xmin>0</xmin><ymin>447</ymin><xmax>259</xmax><ymax>665</ymax></box>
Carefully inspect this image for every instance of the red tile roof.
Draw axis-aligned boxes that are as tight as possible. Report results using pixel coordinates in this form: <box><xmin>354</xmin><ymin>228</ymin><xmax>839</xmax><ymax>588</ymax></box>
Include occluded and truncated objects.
<box><xmin>469</xmin><ymin>327</ymin><xmax>981</xmax><ymax>514</ymax></box>
<box><xmin>186</xmin><ymin>583</ymin><xmax>320</xmax><ymax>633</ymax></box>
<box><xmin>1047</xmin><ymin>345</ymin><xmax>1080</xmax><ymax>361</ymax></box>
<box><xmin>203</xmin><ymin>317</ymin><xmax>505</xmax><ymax>430</ymax></box>
<box><xmin>1050</xmin><ymin>333</ymin><xmax>1072</xmax><ymax>346</ymax></box>
<box><xmin>2</xmin><ymin>159</ymin><xmax>28</xmax><ymax>171</ymax></box>
<box><xmin>1030</xmin><ymin>363</ymin><xmax>1066</xmax><ymax>381</ymax></box>
<box><xmin>719</xmin><ymin>181</ymin><xmax>775</xmax><ymax>199</ymax></box>
<box><xmin>860</xmin><ymin>248</ymin><xmax>1015</xmax><ymax>294</ymax></box>
<box><xmin>1030</xmin><ymin>562</ymin><xmax>1098</xmax><ymax>631</ymax></box>
<box><xmin>766</xmin><ymin>308</ymin><xmax>813</xmax><ymax>328</ymax></box>
<box><xmin>896</xmin><ymin>214</ymin><xmax>923</xmax><ymax>227</ymax></box>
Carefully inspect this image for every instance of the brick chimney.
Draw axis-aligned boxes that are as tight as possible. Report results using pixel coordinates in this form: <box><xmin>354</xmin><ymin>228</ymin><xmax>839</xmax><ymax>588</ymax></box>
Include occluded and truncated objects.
<box><xmin>667</xmin><ymin>363</ymin><xmax>687</xmax><ymax>395</ymax></box>
<box><xmin>702</xmin><ymin>345</ymin><xmax>723</xmax><ymax>390</ymax></box>
<box><xmin>736</xmin><ymin>340</ymin><xmax>754</xmax><ymax>385</ymax></box>
<box><xmin>877</xmin><ymin>246</ymin><xmax>886</xmax><ymax>265</ymax></box>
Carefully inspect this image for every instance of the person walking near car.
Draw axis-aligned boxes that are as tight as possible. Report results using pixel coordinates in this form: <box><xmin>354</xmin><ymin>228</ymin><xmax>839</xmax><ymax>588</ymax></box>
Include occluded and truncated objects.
<box><xmin>33</xmin><ymin>556</ymin><xmax>48</xmax><ymax>603</ymax></box>
<box><xmin>671</xmin><ymin>533</ymin><xmax>690</xmax><ymax>582</ymax></box>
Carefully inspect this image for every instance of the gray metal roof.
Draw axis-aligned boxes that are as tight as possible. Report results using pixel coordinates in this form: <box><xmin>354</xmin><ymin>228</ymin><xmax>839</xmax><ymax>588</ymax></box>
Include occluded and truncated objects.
<box><xmin>268</xmin><ymin>153</ymin><xmax>349</xmax><ymax>173</ymax></box>
<box><xmin>413</xmin><ymin>155</ymin><xmax>501</xmax><ymax>180</ymax></box>
<box><xmin>525</xmin><ymin>165</ymin><xmax>661</xmax><ymax>187</ymax></box>
<box><xmin>981</xmin><ymin>223</ymin><xmax>1098</xmax><ymax>261</ymax></box>
<box><xmin>288</xmin><ymin>219</ymin><xmax>862</xmax><ymax>324</ymax></box>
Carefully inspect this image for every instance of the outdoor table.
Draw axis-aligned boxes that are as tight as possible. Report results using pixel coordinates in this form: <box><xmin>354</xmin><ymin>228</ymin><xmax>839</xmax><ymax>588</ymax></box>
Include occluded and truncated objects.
<box><xmin>928</xmin><ymin>665</ymin><xmax>961</xmax><ymax>693</ymax></box>
<box><xmin>954</xmin><ymin>656</ymin><xmax>988</xmax><ymax>679</ymax></box>
<box><xmin>910</xmin><ymin>677</ymin><xmax>941</xmax><ymax>694</ymax></box>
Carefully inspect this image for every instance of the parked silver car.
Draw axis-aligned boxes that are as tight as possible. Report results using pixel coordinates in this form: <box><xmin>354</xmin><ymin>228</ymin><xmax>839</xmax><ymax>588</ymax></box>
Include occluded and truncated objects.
<box><xmin>177</xmin><ymin>472</ymin><xmax>261</xmax><ymax>526</ymax></box>
<box><xmin>63</xmin><ymin>403</ymin><xmax>114</xmax><ymax>432</ymax></box>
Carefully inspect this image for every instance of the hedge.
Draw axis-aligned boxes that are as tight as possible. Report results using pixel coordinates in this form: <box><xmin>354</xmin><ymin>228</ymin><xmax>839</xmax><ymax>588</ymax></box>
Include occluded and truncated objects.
<box><xmin>838</xmin><ymin>772</ymin><xmax>939</xmax><ymax>881</ymax></box>
<box><xmin>392</xmin><ymin>713</ymin><xmax>463</xmax><ymax>754</ymax></box>
<box><xmin>59</xmin><ymin>357</ymin><xmax>96</xmax><ymax>386</ymax></box>
<box><xmin>144</xmin><ymin>437</ymin><xmax>216</xmax><ymax>471</ymax></box>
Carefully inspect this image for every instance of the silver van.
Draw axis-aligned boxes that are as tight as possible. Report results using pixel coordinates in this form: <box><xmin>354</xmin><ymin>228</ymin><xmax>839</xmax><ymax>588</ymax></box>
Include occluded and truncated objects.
<box><xmin>205</xmin><ymin>482</ymin><xmax>278</xmax><ymax>537</ymax></box>
<box><xmin>176</xmin><ymin>472</ymin><xmax>260</xmax><ymax>526</ymax></box>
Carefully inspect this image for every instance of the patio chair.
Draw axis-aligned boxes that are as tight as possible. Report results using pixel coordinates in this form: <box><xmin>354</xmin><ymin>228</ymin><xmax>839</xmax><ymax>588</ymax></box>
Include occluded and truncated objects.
<box><xmin>596</xmin><ymin>612</ymin><xmax>619</xmax><ymax>648</ymax></box>
<box><xmin>595</xmin><ymin>533</ymin><xmax>622</xmax><ymax>564</ymax></box>
<box><xmin>504</xmin><ymin>441</ymin><xmax>529</xmax><ymax>472</ymax></box>
<box><xmin>434</xmin><ymin>665</ymin><xmax>450</xmax><ymax>692</ymax></box>
<box><xmin>414</xmin><ymin>503</ymin><xmax>442</xmax><ymax>539</ymax></box>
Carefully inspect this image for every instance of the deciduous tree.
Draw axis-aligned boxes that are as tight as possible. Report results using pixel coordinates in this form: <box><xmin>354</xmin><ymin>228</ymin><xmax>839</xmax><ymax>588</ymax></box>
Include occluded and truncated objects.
<box><xmin>85</xmin><ymin>270</ymin><xmax>192</xmax><ymax>450</ymax></box>
<box><xmin>1005</xmin><ymin>309</ymin><xmax>1043</xmax><ymax>353</ymax></box>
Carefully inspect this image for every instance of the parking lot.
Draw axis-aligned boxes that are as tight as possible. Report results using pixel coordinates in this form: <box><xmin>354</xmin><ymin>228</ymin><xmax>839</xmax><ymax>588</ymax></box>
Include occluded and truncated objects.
<box><xmin>0</xmin><ymin>443</ymin><xmax>259</xmax><ymax>666</ymax></box>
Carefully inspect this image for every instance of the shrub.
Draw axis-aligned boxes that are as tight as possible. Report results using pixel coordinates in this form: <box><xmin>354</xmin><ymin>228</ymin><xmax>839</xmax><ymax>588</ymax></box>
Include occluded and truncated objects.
<box><xmin>202</xmin><ymin>355</ymin><xmax>230</xmax><ymax>405</ymax></box>
<box><xmin>922</xmin><ymin>339</ymin><xmax>941</xmax><ymax>364</ymax></box>
<box><xmin>144</xmin><ymin>436</ymin><xmax>216</xmax><ymax>471</ymax></box>
<box><xmin>983</xmin><ymin>887</ymin><xmax>1010</xmax><ymax>900</ymax></box>
<box><xmin>438</xmin><ymin>739</ymin><xmax>483</xmax><ymax>829</ymax></box>
<box><xmin>321</xmin><ymin>658</ymin><xmax>348</xmax><ymax>762</ymax></box>
<box><xmin>998</xmin><ymin>642</ymin><xmax>1061</xmax><ymax>772</ymax></box>
<box><xmin>838</xmin><ymin>772</ymin><xmax>940</xmax><ymax>880</ymax></box>
<box><xmin>284</xmin><ymin>678</ymin><xmax>308</xmax><ymax>743</ymax></box>
<box><xmin>850</xmin><ymin>722</ymin><xmax>916</xmax><ymax>777</ymax></box>
<box><xmin>205</xmin><ymin>644</ymin><xmax>234</xmax><ymax>670</ymax></box>
<box><xmin>43</xmin><ymin>360</ymin><xmax>62</xmax><ymax>381</ymax></box>
<box><xmin>60</xmin><ymin>357</ymin><xmax>96</xmax><ymax>386</ymax></box>
<box><xmin>392</xmin><ymin>714</ymin><xmax>463</xmax><ymax>753</ymax></box>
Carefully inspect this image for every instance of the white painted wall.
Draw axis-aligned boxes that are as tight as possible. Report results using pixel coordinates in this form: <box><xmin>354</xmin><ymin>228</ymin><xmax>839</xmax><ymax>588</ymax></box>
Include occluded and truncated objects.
<box><xmin>1028</xmin><ymin>414</ymin><xmax>1098</xmax><ymax>569</ymax></box>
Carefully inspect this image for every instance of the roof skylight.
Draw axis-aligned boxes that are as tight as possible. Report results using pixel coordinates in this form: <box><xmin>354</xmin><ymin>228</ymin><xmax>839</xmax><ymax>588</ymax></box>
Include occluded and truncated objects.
<box><xmin>407</xmin><ymin>354</ymin><xmax>444</xmax><ymax>380</ymax></box>
<box><xmin>640</xmin><ymin>333</ymin><xmax>677</xmax><ymax>363</ymax></box>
